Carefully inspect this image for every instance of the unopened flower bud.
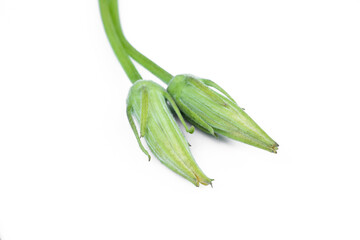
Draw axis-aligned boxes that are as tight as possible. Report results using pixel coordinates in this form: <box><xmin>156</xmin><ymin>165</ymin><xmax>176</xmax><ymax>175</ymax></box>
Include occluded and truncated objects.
<box><xmin>126</xmin><ymin>80</ymin><xmax>213</xmax><ymax>186</ymax></box>
<box><xmin>167</xmin><ymin>75</ymin><xmax>278</xmax><ymax>153</ymax></box>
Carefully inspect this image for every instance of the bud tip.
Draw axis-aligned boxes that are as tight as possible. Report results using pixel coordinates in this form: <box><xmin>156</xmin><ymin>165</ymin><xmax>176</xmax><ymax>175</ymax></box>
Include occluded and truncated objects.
<box><xmin>188</xmin><ymin>126</ymin><xmax>195</xmax><ymax>134</ymax></box>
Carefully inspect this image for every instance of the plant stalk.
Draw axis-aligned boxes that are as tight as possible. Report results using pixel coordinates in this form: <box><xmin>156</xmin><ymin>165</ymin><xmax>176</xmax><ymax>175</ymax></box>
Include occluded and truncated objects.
<box><xmin>99</xmin><ymin>0</ymin><xmax>142</xmax><ymax>83</ymax></box>
<box><xmin>108</xmin><ymin>0</ymin><xmax>173</xmax><ymax>84</ymax></box>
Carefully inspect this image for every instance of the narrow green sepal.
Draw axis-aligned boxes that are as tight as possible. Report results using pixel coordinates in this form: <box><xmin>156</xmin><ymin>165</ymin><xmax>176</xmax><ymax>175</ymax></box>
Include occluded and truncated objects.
<box><xmin>140</xmin><ymin>88</ymin><xmax>149</xmax><ymax>137</ymax></box>
<box><xmin>201</xmin><ymin>79</ymin><xmax>236</xmax><ymax>104</ymax></box>
<box><xmin>126</xmin><ymin>105</ymin><xmax>151</xmax><ymax>161</ymax></box>
<box><xmin>177</xmin><ymin>100</ymin><xmax>215</xmax><ymax>136</ymax></box>
<box><xmin>163</xmin><ymin>90</ymin><xmax>195</xmax><ymax>134</ymax></box>
<box><xmin>187</xmin><ymin>77</ymin><xmax>227</xmax><ymax>106</ymax></box>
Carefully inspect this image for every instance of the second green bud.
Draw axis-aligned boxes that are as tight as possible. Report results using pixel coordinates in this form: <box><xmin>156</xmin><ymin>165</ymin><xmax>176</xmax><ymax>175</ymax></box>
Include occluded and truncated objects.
<box><xmin>167</xmin><ymin>74</ymin><xmax>279</xmax><ymax>153</ymax></box>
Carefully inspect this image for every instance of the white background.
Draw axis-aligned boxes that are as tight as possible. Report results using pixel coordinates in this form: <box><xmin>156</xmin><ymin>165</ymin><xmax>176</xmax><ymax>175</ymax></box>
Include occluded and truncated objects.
<box><xmin>1</xmin><ymin>0</ymin><xmax>359</xmax><ymax>239</ymax></box>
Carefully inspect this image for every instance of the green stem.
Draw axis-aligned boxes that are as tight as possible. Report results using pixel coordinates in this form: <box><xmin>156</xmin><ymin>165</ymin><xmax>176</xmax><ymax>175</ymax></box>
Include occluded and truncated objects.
<box><xmin>99</xmin><ymin>0</ymin><xmax>142</xmax><ymax>83</ymax></box>
<box><xmin>108</xmin><ymin>0</ymin><xmax>173</xmax><ymax>84</ymax></box>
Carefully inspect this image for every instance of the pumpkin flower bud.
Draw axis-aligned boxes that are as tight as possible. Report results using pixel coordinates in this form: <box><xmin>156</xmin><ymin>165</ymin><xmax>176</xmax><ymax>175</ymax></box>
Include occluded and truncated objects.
<box><xmin>126</xmin><ymin>80</ymin><xmax>213</xmax><ymax>186</ymax></box>
<box><xmin>167</xmin><ymin>74</ymin><xmax>279</xmax><ymax>153</ymax></box>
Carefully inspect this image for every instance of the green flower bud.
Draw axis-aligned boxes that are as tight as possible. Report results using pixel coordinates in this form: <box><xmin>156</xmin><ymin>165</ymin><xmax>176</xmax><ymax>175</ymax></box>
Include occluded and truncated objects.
<box><xmin>126</xmin><ymin>80</ymin><xmax>213</xmax><ymax>186</ymax></box>
<box><xmin>167</xmin><ymin>75</ymin><xmax>279</xmax><ymax>153</ymax></box>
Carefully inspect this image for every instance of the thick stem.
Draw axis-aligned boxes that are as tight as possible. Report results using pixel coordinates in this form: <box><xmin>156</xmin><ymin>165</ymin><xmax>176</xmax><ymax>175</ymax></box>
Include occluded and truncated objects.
<box><xmin>99</xmin><ymin>0</ymin><xmax>142</xmax><ymax>83</ymax></box>
<box><xmin>108</xmin><ymin>0</ymin><xmax>174</xmax><ymax>84</ymax></box>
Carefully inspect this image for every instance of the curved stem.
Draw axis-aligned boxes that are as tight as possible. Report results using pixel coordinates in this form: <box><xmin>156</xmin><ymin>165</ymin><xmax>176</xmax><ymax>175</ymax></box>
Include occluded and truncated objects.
<box><xmin>108</xmin><ymin>0</ymin><xmax>174</xmax><ymax>84</ymax></box>
<box><xmin>99</xmin><ymin>0</ymin><xmax>142</xmax><ymax>83</ymax></box>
